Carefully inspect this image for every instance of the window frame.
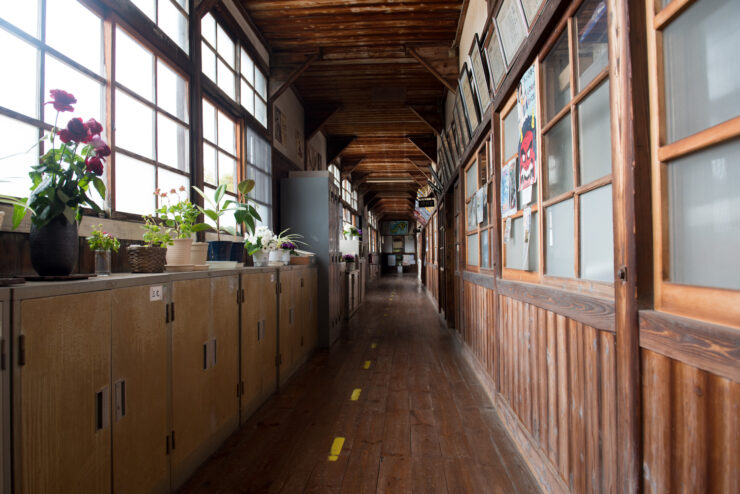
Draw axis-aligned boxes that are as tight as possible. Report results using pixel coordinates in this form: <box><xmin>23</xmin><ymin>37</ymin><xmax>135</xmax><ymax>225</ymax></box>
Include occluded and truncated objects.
<box><xmin>464</xmin><ymin>141</ymin><xmax>493</xmax><ymax>272</ymax></box>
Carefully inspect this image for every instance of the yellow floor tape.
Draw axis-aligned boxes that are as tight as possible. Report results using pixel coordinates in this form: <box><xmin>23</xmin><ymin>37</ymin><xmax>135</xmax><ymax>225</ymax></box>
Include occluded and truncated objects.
<box><xmin>350</xmin><ymin>388</ymin><xmax>361</xmax><ymax>401</ymax></box>
<box><xmin>363</xmin><ymin>360</ymin><xmax>371</xmax><ymax>369</ymax></box>
<box><xmin>328</xmin><ymin>437</ymin><xmax>345</xmax><ymax>461</ymax></box>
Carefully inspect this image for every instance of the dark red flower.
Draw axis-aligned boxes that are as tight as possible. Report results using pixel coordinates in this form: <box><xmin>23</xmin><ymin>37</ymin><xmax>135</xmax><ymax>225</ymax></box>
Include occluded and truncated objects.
<box><xmin>58</xmin><ymin>129</ymin><xmax>73</xmax><ymax>143</ymax></box>
<box><xmin>66</xmin><ymin>117</ymin><xmax>91</xmax><ymax>143</ymax></box>
<box><xmin>86</xmin><ymin>118</ymin><xmax>103</xmax><ymax>136</ymax></box>
<box><xmin>91</xmin><ymin>137</ymin><xmax>111</xmax><ymax>158</ymax></box>
<box><xmin>85</xmin><ymin>156</ymin><xmax>104</xmax><ymax>176</ymax></box>
<box><xmin>46</xmin><ymin>89</ymin><xmax>77</xmax><ymax>112</ymax></box>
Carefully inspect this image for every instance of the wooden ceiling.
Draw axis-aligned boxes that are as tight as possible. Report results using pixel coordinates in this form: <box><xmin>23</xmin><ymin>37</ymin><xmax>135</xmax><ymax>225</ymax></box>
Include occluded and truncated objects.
<box><xmin>239</xmin><ymin>0</ymin><xmax>464</xmax><ymax>219</ymax></box>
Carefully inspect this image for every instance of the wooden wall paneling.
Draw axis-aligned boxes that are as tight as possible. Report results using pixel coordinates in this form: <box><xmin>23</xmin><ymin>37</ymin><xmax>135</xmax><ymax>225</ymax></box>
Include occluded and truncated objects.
<box><xmin>210</xmin><ymin>275</ymin><xmax>240</xmax><ymax>435</ymax></box>
<box><xmin>568</xmin><ymin>320</ymin><xmax>586</xmax><ymax>493</ymax></box>
<box><xmin>546</xmin><ymin>310</ymin><xmax>558</xmax><ymax>467</ymax></box>
<box><xmin>0</xmin><ymin>290</ymin><xmax>7</xmax><ymax>494</ymax></box>
<box><xmin>111</xmin><ymin>285</ymin><xmax>169</xmax><ymax>494</ymax></box>
<box><xmin>674</xmin><ymin>361</ymin><xmax>707</xmax><ymax>493</ymax></box>
<box><xmin>13</xmin><ymin>291</ymin><xmax>112</xmax><ymax>494</ymax></box>
<box><xmin>600</xmin><ymin>331</ymin><xmax>617</xmax><ymax>494</ymax></box>
<box><xmin>584</xmin><ymin>325</ymin><xmax>600</xmax><ymax>494</ymax></box>
<box><xmin>537</xmin><ymin>307</ymin><xmax>548</xmax><ymax>451</ymax></box>
<box><xmin>707</xmin><ymin>374</ymin><xmax>739</xmax><ymax>493</ymax></box>
<box><xmin>555</xmin><ymin>313</ymin><xmax>569</xmax><ymax>479</ymax></box>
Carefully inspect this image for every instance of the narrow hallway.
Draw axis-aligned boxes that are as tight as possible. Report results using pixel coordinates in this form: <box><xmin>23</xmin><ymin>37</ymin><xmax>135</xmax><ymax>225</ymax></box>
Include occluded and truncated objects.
<box><xmin>179</xmin><ymin>275</ymin><xmax>540</xmax><ymax>494</ymax></box>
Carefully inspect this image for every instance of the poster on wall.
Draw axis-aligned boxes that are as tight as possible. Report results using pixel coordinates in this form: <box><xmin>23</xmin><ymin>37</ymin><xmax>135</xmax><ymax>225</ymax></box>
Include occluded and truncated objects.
<box><xmin>500</xmin><ymin>157</ymin><xmax>518</xmax><ymax>217</ymax></box>
<box><xmin>295</xmin><ymin>129</ymin><xmax>304</xmax><ymax>161</ymax></box>
<box><xmin>274</xmin><ymin>107</ymin><xmax>284</xmax><ymax>144</ymax></box>
<box><xmin>389</xmin><ymin>221</ymin><xmax>409</xmax><ymax>235</ymax></box>
<box><xmin>517</xmin><ymin>64</ymin><xmax>537</xmax><ymax>203</ymax></box>
<box><xmin>469</xmin><ymin>33</ymin><xmax>491</xmax><ymax>113</ymax></box>
<box><xmin>476</xmin><ymin>187</ymin><xmax>487</xmax><ymax>225</ymax></box>
<box><xmin>455</xmin><ymin>91</ymin><xmax>471</xmax><ymax>143</ymax></box>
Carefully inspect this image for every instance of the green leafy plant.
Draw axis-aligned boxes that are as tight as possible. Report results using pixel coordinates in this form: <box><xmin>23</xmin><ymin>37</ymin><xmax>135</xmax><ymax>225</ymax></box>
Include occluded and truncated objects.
<box><xmin>232</xmin><ymin>179</ymin><xmax>261</xmax><ymax>236</ymax></box>
<box><xmin>343</xmin><ymin>225</ymin><xmax>360</xmax><ymax>238</ymax></box>
<box><xmin>141</xmin><ymin>215</ymin><xmax>172</xmax><ymax>248</ymax></box>
<box><xmin>275</xmin><ymin>228</ymin><xmax>306</xmax><ymax>252</ymax></box>
<box><xmin>86</xmin><ymin>224</ymin><xmax>120</xmax><ymax>252</ymax></box>
<box><xmin>155</xmin><ymin>186</ymin><xmax>208</xmax><ymax>239</ymax></box>
<box><xmin>192</xmin><ymin>183</ymin><xmax>236</xmax><ymax>240</ymax></box>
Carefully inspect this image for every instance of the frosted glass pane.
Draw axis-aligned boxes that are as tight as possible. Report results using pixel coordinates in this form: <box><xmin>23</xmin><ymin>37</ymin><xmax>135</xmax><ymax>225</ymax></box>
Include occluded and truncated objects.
<box><xmin>578</xmin><ymin>82</ymin><xmax>611</xmax><ymax>184</ymax></box>
<box><xmin>115</xmin><ymin>153</ymin><xmax>155</xmax><ymax>215</ymax></box>
<box><xmin>46</xmin><ymin>0</ymin><xmax>103</xmax><ymax>75</ymax></box>
<box><xmin>157</xmin><ymin>60</ymin><xmax>188</xmax><ymax>122</ymax></box>
<box><xmin>0</xmin><ymin>29</ymin><xmax>39</xmax><ymax>118</ymax></box>
<box><xmin>116</xmin><ymin>28</ymin><xmax>154</xmax><ymax>101</ymax></box>
<box><xmin>201</xmin><ymin>13</ymin><xmax>216</xmax><ymax>46</ymax></box>
<box><xmin>465</xmin><ymin>160</ymin><xmax>478</xmax><ymax>198</ymax></box>
<box><xmin>505</xmin><ymin>212</ymin><xmax>539</xmax><ymax>271</ymax></box>
<box><xmin>255</xmin><ymin>70</ymin><xmax>267</xmax><ymax>99</ymax></box>
<box><xmin>240</xmin><ymin>79</ymin><xmax>254</xmax><ymax>115</ymax></box>
<box><xmin>217</xmin><ymin>59</ymin><xmax>235</xmax><ymax>100</ymax></box>
<box><xmin>0</xmin><ymin>1</ymin><xmax>39</xmax><ymax>38</ymax></box>
<box><xmin>203</xmin><ymin>142</ymin><xmax>217</xmax><ymax>186</ymax></box>
<box><xmin>216</xmin><ymin>24</ymin><xmax>234</xmax><ymax>68</ymax></box>
<box><xmin>0</xmin><ymin>114</ymin><xmax>37</xmax><ymax>197</ymax></box>
<box><xmin>217</xmin><ymin>110</ymin><xmax>236</xmax><ymax>154</ymax></box>
<box><xmin>255</xmin><ymin>99</ymin><xmax>267</xmax><ymax>127</ymax></box>
<box><xmin>247</xmin><ymin>127</ymin><xmax>271</xmax><ymax>173</ymax></box>
<box><xmin>201</xmin><ymin>42</ymin><xmax>216</xmax><ymax>83</ymax></box>
<box><xmin>574</xmin><ymin>0</ymin><xmax>608</xmax><ymax>91</ymax></box>
<box><xmin>481</xmin><ymin>230</ymin><xmax>490</xmax><ymax>268</ymax></box>
<box><xmin>253</xmin><ymin>202</ymin><xmax>270</xmax><ymax>229</ymax></box>
<box><xmin>45</xmin><ymin>56</ymin><xmax>104</xmax><ymax>126</ymax></box>
<box><xmin>580</xmin><ymin>184</ymin><xmax>613</xmax><ymax>282</ymax></box>
<box><xmin>545</xmin><ymin>199</ymin><xmax>574</xmax><ymax>277</ymax></box>
<box><xmin>542</xmin><ymin>32</ymin><xmax>570</xmax><ymax>122</ymax></box>
<box><xmin>503</xmin><ymin>110</ymin><xmax>519</xmax><ymax>159</ymax></box>
<box><xmin>467</xmin><ymin>233</ymin><xmax>479</xmax><ymax>266</ymax></box>
<box><xmin>241</xmin><ymin>48</ymin><xmax>254</xmax><ymax>84</ymax></box>
<box><xmin>115</xmin><ymin>89</ymin><xmax>154</xmax><ymax>159</ymax></box>
<box><xmin>246</xmin><ymin>168</ymin><xmax>271</xmax><ymax>205</ymax></box>
<box><xmin>668</xmin><ymin>139</ymin><xmax>740</xmax><ymax>290</ymax></box>
<box><xmin>130</xmin><ymin>0</ymin><xmax>155</xmax><ymax>20</ymax></box>
<box><xmin>218</xmin><ymin>151</ymin><xmax>236</xmax><ymax>193</ymax></box>
<box><xmin>544</xmin><ymin>116</ymin><xmax>573</xmax><ymax>198</ymax></box>
<box><xmin>157</xmin><ymin>114</ymin><xmax>188</xmax><ymax>171</ymax></box>
<box><xmin>202</xmin><ymin>99</ymin><xmax>216</xmax><ymax>142</ymax></box>
<box><xmin>663</xmin><ymin>0</ymin><xmax>740</xmax><ymax>143</ymax></box>
<box><xmin>158</xmin><ymin>0</ymin><xmax>188</xmax><ymax>54</ymax></box>
<box><xmin>156</xmin><ymin>168</ymin><xmax>188</xmax><ymax>208</ymax></box>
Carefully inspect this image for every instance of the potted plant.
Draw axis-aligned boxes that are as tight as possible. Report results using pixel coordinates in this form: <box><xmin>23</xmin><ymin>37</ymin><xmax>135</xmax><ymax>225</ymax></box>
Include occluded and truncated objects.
<box><xmin>274</xmin><ymin>229</ymin><xmax>305</xmax><ymax>265</ymax></box>
<box><xmin>11</xmin><ymin>89</ymin><xmax>109</xmax><ymax>276</ymax></box>
<box><xmin>230</xmin><ymin>179</ymin><xmax>261</xmax><ymax>262</ymax></box>
<box><xmin>128</xmin><ymin>215</ymin><xmax>172</xmax><ymax>273</ymax></box>
<box><xmin>343</xmin><ymin>225</ymin><xmax>360</xmax><ymax>240</ymax></box>
<box><xmin>154</xmin><ymin>187</ymin><xmax>208</xmax><ymax>266</ymax></box>
<box><xmin>279</xmin><ymin>241</ymin><xmax>297</xmax><ymax>265</ymax></box>
<box><xmin>86</xmin><ymin>224</ymin><xmax>120</xmax><ymax>276</ymax></box>
<box><xmin>343</xmin><ymin>254</ymin><xmax>356</xmax><ymax>270</ymax></box>
<box><xmin>245</xmin><ymin>226</ymin><xmax>278</xmax><ymax>267</ymax></box>
<box><xmin>192</xmin><ymin>183</ymin><xmax>236</xmax><ymax>261</ymax></box>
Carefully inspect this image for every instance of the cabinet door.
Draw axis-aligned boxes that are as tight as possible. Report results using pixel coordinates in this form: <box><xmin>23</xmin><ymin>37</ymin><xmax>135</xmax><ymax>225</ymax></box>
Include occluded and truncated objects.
<box><xmin>259</xmin><ymin>272</ymin><xmax>278</xmax><ymax>399</ymax></box>
<box><xmin>14</xmin><ymin>292</ymin><xmax>112</xmax><ymax>494</ymax></box>
<box><xmin>306</xmin><ymin>269</ymin><xmax>318</xmax><ymax>351</ymax></box>
<box><xmin>240</xmin><ymin>272</ymin><xmax>262</xmax><ymax>421</ymax></box>
<box><xmin>294</xmin><ymin>270</ymin><xmax>306</xmax><ymax>366</ymax></box>
<box><xmin>111</xmin><ymin>285</ymin><xmax>169</xmax><ymax>494</ymax></box>
<box><xmin>278</xmin><ymin>270</ymin><xmax>296</xmax><ymax>384</ymax></box>
<box><xmin>210</xmin><ymin>275</ymin><xmax>239</xmax><ymax>433</ymax></box>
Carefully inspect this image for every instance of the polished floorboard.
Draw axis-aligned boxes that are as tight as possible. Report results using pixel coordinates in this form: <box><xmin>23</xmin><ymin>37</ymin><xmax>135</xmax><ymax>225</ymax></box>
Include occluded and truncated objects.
<box><xmin>178</xmin><ymin>274</ymin><xmax>541</xmax><ymax>493</ymax></box>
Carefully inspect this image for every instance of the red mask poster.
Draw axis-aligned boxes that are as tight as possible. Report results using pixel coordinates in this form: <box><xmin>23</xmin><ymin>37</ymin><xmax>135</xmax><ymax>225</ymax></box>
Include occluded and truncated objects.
<box><xmin>517</xmin><ymin>65</ymin><xmax>537</xmax><ymax>192</ymax></box>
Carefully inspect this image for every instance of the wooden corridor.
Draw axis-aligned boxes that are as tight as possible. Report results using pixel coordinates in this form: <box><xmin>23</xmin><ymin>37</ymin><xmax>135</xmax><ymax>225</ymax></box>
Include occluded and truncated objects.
<box><xmin>178</xmin><ymin>275</ymin><xmax>540</xmax><ymax>493</ymax></box>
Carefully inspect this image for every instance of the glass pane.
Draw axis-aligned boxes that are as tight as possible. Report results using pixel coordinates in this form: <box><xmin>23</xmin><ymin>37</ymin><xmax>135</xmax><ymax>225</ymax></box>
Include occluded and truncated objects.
<box><xmin>217</xmin><ymin>110</ymin><xmax>236</xmax><ymax>154</ymax></box>
<box><xmin>216</xmin><ymin>24</ymin><xmax>235</xmax><ymax>68</ymax></box>
<box><xmin>247</xmin><ymin>127</ymin><xmax>271</xmax><ymax>173</ymax></box>
<box><xmin>255</xmin><ymin>69</ymin><xmax>267</xmax><ymax>99</ymax></box>
<box><xmin>218</xmin><ymin>152</ymin><xmax>237</xmax><ymax>193</ymax></box>
<box><xmin>465</xmin><ymin>160</ymin><xmax>478</xmax><ymax>198</ymax></box>
<box><xmin>203</xmin><ymin>186</ymin><xmax>217</xmax><ymax>228</ymax></box>
<box><xmin>241</xmin><ymin>48</ymin><xmax>254</xmax><ymax>84</ymax></box>
<box><xmin>201</xmin><ymin>13</ymin><xmax>216</xmax><ymax>47</ymax></box>
<box><xmin>255</xmin><ymin>99</ymin><xmax>267</xmax><ymax>127</ymax></box>
<box><xmin>668</xmin><ymin>139</ymin><xmax>740</xmax><ymax>290</ymax></box>
<box><xmin>116</xmin><ymin>28</ymin><xmax>154</xmax><ymax>101</ymax></box>
<box><xmin>203</xmin><ymin>142</ymin><xmax>217</xmax><ymax>186</ymax></box>
<box><xmin>173</xmin><ymin>0</ymin><xmax>188</xmax><ymax>13</ymax></box>
<box><xmin>481</xmin><ymin>230</ymin><xmax>490</xmax><ymax>268</ymax></box>
<box><xmin>0</xmin><ymin>114</ymin><xmax>37</xmax><ymax>197</ymax></box>
<box><xmin>217</xmin><ymin>59</ymin><xmax>235</xmax><ymax>100</ymax></box>
<box><xmin>202</xmin><ymin>99</ymin><xmax>216</xmax><ymax>142</ymax></box>
<box><xmin>521</xmin><ymin>0</ymin><xmax>544</xmax><ymax>26</ymax></box>
<box><xmin>158</xmin><ymin>0</ymin><xmax>188</xmax><ymax>53</ymax></box>
<box><xmin>115</xmin><ymin>89</ymin><xmax>154</xmax><ymax>159</ymax></box>
<box><xmin>545</xmin><ymin>199</ymin><xmax>574</xmax><ymax>278</ymax></box>
<box><xmin>503</xmin><ymin>110</ymin><xmax>519</xmax><ymax>159</ymax></box>
<box><xmin>578</xmin><ymin>82</ymin><xmax>611</xmax><ymax>185</ymax></box>
<box><xmin>157</xmin><ymin>60</ymin><xmax>188</xmax><ymax>122</ymax></box>
<box><xmin>157</xmin><ymin>168</ymin><xmax>189</xmax><ymax>208</ymax></box>
<box><xmin>201</xmin><ymin>42</ymin><xmax>216</xmax><ymax>82</ymax></box>
<box><xmin>467</xmin><ymin>233</ymin><xmax>479</xmax><ymax>266</ymax></box>
<box><xmin>253</xmin><ymin>202</ymin><xmax>270</xmax><ymax>229</ymax></box>
<box><xmin>663</xmin><ymin>0</ymin><xmax>740</xmax><ymax>143</ymax></box>
<box><xmin>240</xmin><ymin>79</ymin><xmax>254</xmax><ymax>114</ymax></box>
<box><xmin>46</xmin><ymin>0</ymin><xmax>103</xmax><ymax>75</ymax></box>
<box><xmin>542</xmin><ymin>32</ymin><xmax>571</xmax><ymax>122</ymax></box>
<box><xmin>0</xmin><ymin>29</ymin><xmax>39</xmax><ymax>118</ymax></box>
<box><xmin>45</xmin><ymin>55</ymin><xmax>104</xmax><ymax>126</ymax></box>
<box><xmin>130</xmin><ymin>0</ymin><xmax>155</xmax><ymax>20</ymax></box>
<box><xmin>574</xmin><ymin>0</ymin><xmax>608</xmax><ymax>91</ymax></box>
<box><xmin>580</xmin><ymin>184</ymin><xmax>613</xmax><ymax>282</ymax></box>
<box><xmin>157</xmin><ymin>113</ymin><xmax>189</xmax><ymax>171</ymax></box>
<box><xmin>115</xmin><ymin>153</ymin><xmax>155</xmax><ymax>215</ymax></box>
<box><xmin>504</xmin><ymin>212</ymin><xmax>539</xmax><ymax>271</ymax></box>
<box><xmin>0</xmin><ymin>1</ymin><xmax>39</xmax><ymax>38</ymax></box>
<box><xmin>544</xmin><ymin>115</ymin><xmax>573</xmax><ymax>199</ymax></box>
<box><xmin>246</xmin><ymin>167</ymin><xmax>270</xmax><ymax>204</ymax></box>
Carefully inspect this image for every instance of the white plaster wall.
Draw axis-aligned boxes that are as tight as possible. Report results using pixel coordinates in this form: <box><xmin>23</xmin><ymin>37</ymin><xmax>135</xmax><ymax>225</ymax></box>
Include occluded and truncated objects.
<box><xmin>306</xmin><ymin>131</ymin><xmax>327</xmax><ymax>171</ymax></box>
<box><xmin>459</xmin><ymin>0</ymin><xmax>488</xmax><ymax>71</ymax></box>
<box><xmin>273</xmin><ymin>88</ymin><xmax>305</xmax><ymax>169</ymax></box>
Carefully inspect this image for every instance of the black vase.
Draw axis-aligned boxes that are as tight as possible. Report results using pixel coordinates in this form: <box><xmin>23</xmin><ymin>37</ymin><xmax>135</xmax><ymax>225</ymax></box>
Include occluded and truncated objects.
<box><xmin>29</xmin><ymin>215</ymin><xmax>79</xmax><ymax>276</ymax></box>
<box><xmin>207</xmin><ymin>240</ymin><xmax>233</xmax><ymax>261</ymax></box>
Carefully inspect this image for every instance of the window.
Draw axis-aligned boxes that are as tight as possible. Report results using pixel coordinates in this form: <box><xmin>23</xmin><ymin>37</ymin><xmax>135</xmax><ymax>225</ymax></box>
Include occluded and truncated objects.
<box><xmin>0</xmin><ymin>0</ymin><xmax>105</xmax><ymax>201</ymax></box>
<box><xmin>342</xmin><ymin>178</ymin><xmax>352</xmax><ymax>205</ymax></box>
<box><xmin>540</xmin><ymin>0</ymin><xmax>613</xmax><ymax>284</ymax></box>
<box><xmin>201</xmin><ymin>13</ymin><xmax>267</xmax><ymax>128</ymax></box>
<box><xmin>464</xmin><ymin>143</ymin><xmax>492</xmax><ymax>270</ymax></box>
<box><xmin>114</xmin><ymin>27</ymin><xmax>190</xmax><ymax>216</ymax></box>
<box><xmin>329</xmin><ymin>164</ymin><xmax>341</xmax><ymax>190</ymax></box>
<box><xmin>647</xmin><ymin>0</ymin><xmax>740</xmax><ymax>326</ymax></box>
<box><xmin>201</xmin><ymin>98</ymin><xmax>238</xmax><ymax>231</ymax></box>
<box><xmin>246</xmin><ymin>127</ymin><xmax>272</xmax><ymax>229</ymax></box>
<box><xmin>130</xmin><ymin>0</ymin><xmax>189</xmax><ymax>54</ymax></box>
<box><xmin>352</xmin><ymin>189</ymin><xmax>358</xmax><ymax>211</ymax></box>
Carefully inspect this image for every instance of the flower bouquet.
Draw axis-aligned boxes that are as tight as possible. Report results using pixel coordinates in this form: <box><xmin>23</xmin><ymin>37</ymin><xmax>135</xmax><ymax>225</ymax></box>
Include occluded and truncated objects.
<box><xmin>245</xmin><ymin>226</ymin><xmax>279</xmax><ymax>267</ymax></box>
<box><xmin>86</xmin><ymin>224</ymin><xmax>120</xmax><ymax>276</ymax></box>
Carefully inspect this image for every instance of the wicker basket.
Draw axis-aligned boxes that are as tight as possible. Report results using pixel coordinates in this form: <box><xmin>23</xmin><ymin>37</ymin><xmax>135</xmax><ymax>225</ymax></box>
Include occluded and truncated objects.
<box><xmin>127</xmin><ymin>245</ymin><xmax>167</xmax><ymax>273</ymax></box>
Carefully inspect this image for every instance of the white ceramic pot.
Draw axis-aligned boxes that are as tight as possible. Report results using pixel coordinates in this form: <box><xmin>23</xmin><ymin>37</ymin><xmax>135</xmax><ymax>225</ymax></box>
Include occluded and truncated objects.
<box><xmin>166</xmin><ymin>238</ymin><xmax>193</xmax><ymax>265</ymax></box>
<box><xmin>268</xmin><ymin>250</ymin><xmax>283</xmax><ymax>266</ymax></box>
<box><xmin>280</xmin><ymin>250</ymin><xmax>291</xmax><ymax>265</ymax></box>
<box><xmin>0</xmin><ymin>211</ymin><xmax>5</xmax><ymax>229</ymax></box>
<box><xmin>253</xmin><ymin>250</ymin><xmax>269</xmax><ymax>267</ymax></box>
<box><xmin>190</xmin><ymin>241</ymin><xmax>208</xmax><ymax>266</ymax></box>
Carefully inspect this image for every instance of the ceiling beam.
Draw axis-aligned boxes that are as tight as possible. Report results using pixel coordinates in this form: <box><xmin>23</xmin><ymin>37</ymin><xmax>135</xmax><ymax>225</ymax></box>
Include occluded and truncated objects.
<box><xmin>270</xmin><ymin>52</ymin><xmax>320</xmax><ymax>101</ymax></box>
<box><xmin>406</xmin><ymin>158</ymin><xmax>432</xmax><ymax>182</ymax></box>
<box><xmin>406</xmin><ymin>45</ymin><xmax>457</xmax><ymax>94</ymax></box>
<box><xmin>306</xmin><ymin>105</ymin><xmax>342</xmax><ymax>141</ymax></box>
<box><xmin>407</xmin><ymin>135</ymin><xmax>437</xmax><ymax>162</ymax></box>
<box><xmin>326</xmin><ymin>135</ymin><xmax>356</xmax><ymax>164</ymax></box>
<box><xmin>407</xmin><ymin>105</ymin><xmax>442</xmax><ymax>136</ymax></box>
<box><xmin>452</xmin><ymin>0</ymin><xmax>471</xmax><ymax>50</ymax></box>
<box><xmin>195</xmin><ymin>0</ymin><xmax>220</xmax><ymax>17</ymax></box>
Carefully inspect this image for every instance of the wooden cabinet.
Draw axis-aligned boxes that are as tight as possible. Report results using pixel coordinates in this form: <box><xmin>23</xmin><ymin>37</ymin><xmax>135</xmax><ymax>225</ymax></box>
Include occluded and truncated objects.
<box><xmin>278</xmin><ymin>269</ymin><xmax>298</xmax><ymax>386</ymax></box>
<box><xmin>345</xmin><ymin>270</ymin><xmax>361</xmax><ymax>318</ymax></box>
<box><xmin>0</xmin><ymin>289</ymin><xmax>9</xmax><ymax>494</ymax></box>
<box><xmin>277</xmin><ymin>267</ymin><xmax>317</xmax><ymax>387</ymax></box>
<box><xmin>302</xmin><ymin>268</ymin><xmax>318</xmax><ymax>353</ymax></box>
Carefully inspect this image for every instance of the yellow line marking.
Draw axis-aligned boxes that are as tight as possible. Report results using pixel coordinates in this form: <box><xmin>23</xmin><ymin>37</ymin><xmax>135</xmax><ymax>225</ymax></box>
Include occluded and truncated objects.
<box><xmin>363</xmin><ymin>360</ymin><xmax>371</xmax><ymax>369</ymax></box>
<box><xmin>371</xmin><ymin>343</ymin><xmax>377</xmax><ymax>349</ymax></box>
<box><xmin>328</xmin><ymin>437</ymin><xmax>345</xmax><ymax>461</ymax></box>
<box><xmin>350</xmin><ymin>388</ymin><xmax>362</xmax><ymax>401</ymax></box>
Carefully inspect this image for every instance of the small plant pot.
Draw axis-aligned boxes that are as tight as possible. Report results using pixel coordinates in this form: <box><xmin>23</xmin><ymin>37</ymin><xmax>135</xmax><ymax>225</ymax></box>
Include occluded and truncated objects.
<box><xmin>268</xmin><ymin>250</ymin><xmax>283</xmax><ymax>266</ymax></box>
<box><xmin>190</xmin><ymin>242</ymin><xmax>208</xmax><ymax>266</ymax></box>
<box><xmin>280</xmin><ymin>250</ymin><xmax>291</xmax><ymax>265</ymax></box>
<box><xmin>166</xmin><ymin>238</ymin><xmax>194</xmax><ymax>266</ymax></box>
<box><xmin>128</xmin><ymin>245</ymin><xmax>166</xmax><ymax>273</ymax></box>
<box><xmin>230</xmin><ymin>242</ymin><xmax>245</xmax><ymax>263</ymax></box>
<box><xmin>252</xmin><ymin>250</ymin><xmax>269</xmax><ymax>267</ymax></box>
<box><xmin>94</xmin><ymin>249</ymin><xmax>111</xmax><ymax>276</ymax></box>
<box><xmin>207</xmin><ymin>240</ymin><xmax>232</xmax><ymax>261</ymax></box>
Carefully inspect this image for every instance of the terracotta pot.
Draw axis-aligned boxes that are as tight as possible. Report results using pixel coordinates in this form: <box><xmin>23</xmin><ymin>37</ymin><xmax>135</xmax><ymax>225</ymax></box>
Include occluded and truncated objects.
<box><xmin>190</xmin><ymin>242</ymin><xmax>208</xmax><ymax>265</ymax></box>
<box><xmin>166</xmin><ymin>238</ymin><xmax>193</xmax><ymax>265</ymax></box>
<box><xmin>29</xmin><ymin>215</ymin><xmax>78</xmax><ymax>276</ymax></box>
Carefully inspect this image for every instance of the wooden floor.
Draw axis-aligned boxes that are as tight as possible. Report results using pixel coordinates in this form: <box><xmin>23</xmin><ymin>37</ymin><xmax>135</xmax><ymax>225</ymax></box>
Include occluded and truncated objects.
<box><xmin>178</xmin><ymin>274</ymin><xmax>541</xmax><ymax>494</ymax></box>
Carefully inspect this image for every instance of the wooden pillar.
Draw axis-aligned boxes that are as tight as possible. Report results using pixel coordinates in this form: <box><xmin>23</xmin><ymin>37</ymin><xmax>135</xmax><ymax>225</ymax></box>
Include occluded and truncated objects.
<box><xmin>189</xmin><ymin>0</ymin><xmax>205</xmax><ymax>240</ymax></box>
<box><xmin>607</xmin><ymin>0</ymin><xmax>653</xmax><ymax>492</ymax></box>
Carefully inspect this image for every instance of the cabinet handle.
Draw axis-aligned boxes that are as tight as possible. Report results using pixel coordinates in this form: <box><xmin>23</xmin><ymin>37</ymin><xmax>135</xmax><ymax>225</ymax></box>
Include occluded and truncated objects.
<box><xmin>114</xmin><ymin>380</ymin><xmax>127</xmax><ymax>421</ymax></box>
<box><xmin>170</xmin><ymin>302</ymin><xmax>175</xmax><ymax>321</ymax></box>
<box><xmin>171</xmin><ymin>430</ymin><xmax>176</xmax><ymax>450</ymax></box>
<box><xmin>212</xmin><ymin>338</ymin><xmax>217</xmax><ymax>366</ymax></box>
<box><xmin>203</xmin><ymin>343</ymin><xmax>208</xmax><ymax>370</ymax></box>
<box><xmin>289</xmin><ymin>308</ymin><xmax>294</xmax><ymax>325</ymax></box>
<box><xmin>96</xmin><ymin>385</ymin><xmax>110</xmax><ymax>431</ymax></box>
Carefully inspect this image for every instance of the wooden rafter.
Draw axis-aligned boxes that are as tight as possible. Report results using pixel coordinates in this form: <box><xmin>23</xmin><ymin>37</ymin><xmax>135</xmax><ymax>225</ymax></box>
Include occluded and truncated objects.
<box><xmin>407</xmin><ymin>135</ymin><xmax>437</xmax><ymax>162</ymax></box>
<box><xmin>452</xmin><ymin>0</ymin><xmax>471</xmax><ymax>49</ymax></box>
<box><xmin>406</xmin><ymin>158</ymin><xmax>432</xmax><ymax>182</ymax></box>
<box><xmin>270</xmin><ymin>52</ymin><xmax>320</xmax><ymax>101</ymax></box>
<box><xmin>195</xmin><ymin>0</ymin><xmax>220</xmax><ymax>17</ymax></box>
<box><xmin>406</xmin><ymin>45</ymin><xmax>457</xmax><ymax>93</ymax></box>
<box><xmin>407</xmin><ymin>105</ymin><xmax>442</xmax><ymax>136</ymax></box>
<box><xmin>326</xmin><ymin>136</ymin><xmax>356</xmax><ymax>165</ymax></box>
<box><xmin>306</xmin><ymin>105</ymin><xmax>342</xmax><ymax>141</ymax></box>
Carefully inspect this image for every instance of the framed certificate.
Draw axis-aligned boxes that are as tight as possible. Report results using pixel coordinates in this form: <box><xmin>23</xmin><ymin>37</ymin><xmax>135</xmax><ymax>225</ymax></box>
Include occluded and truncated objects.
<box><xmin>495</xmin><ymin>0</ymin><xmax>527</xmax><ymax>66</ymax></box>
<box><xmin>469</xmin><ymin>33</ymin><xmax>491</xmax><ymax>113</ymax></box>
<box><xmin>485</xmin><ymin>24</ymin><xmax>507</xmax><ymax>91</ymax></box>
<box><xmin>459</xmin><ymin>62</ymin><xmax>481</xmax><ymax>131</ymax></box>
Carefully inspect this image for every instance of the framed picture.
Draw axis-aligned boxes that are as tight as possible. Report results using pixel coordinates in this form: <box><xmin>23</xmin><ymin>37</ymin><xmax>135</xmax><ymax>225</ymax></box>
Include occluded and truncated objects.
<box><xmin>389</xmin><ymin>220</ymin><xmax>409</xmax><ymax>235</ymax></box>
<box><xmin>459</xmin><ymin>62</ymin><xmax>481</xmax><ymax>132</ymax></box>
<box><xmin>453</xmin><ymin>92</ymin><xmax>469</xmax><ymax>148</ymax></box>
<box><xmin>495</xmin><ymin>0</ymin><xmax>528</xmax><ymax>66</ymax></box>
<box><xmin>274</xmin><ymin>106</ymin><xmax>284</xmax><ymax>144</ymax></box>
<box><xmin>441</xmin><ymin>132</ymin><xmax>454</xmax><ymax>174</ymax></box>
<box><xmin>469</xmin><ymin>33</ymin><xmax>491</xmax><ymax>113</ymax></box>
<box><xmin>446</xmin><ymin>126</ymin><xmax>459</xmax><ymax>164</ymax></box>
<box><xmin>520</xmin><ymin>0</ymin><xmax>545</xmax><ymax>27</ymax></box>
<box><xmin>484</xmin><ymin>24</ymin><xmax>507</xmax><ymax>91</ymax></box>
